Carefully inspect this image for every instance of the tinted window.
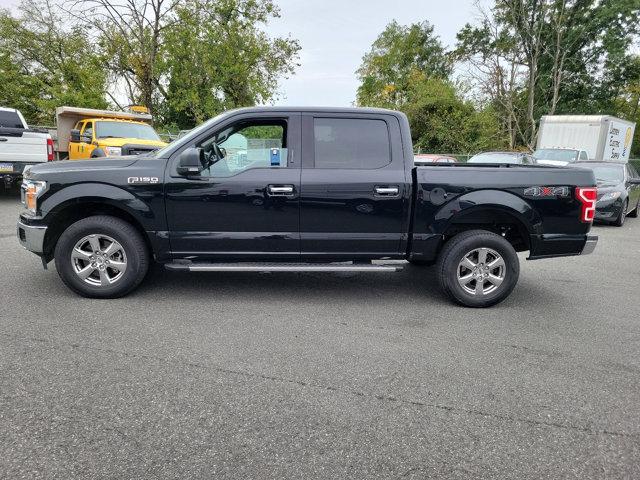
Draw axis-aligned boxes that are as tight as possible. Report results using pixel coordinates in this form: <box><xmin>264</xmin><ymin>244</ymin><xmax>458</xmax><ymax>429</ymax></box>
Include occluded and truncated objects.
<box><xmin>0</xmin><ymin>110</ymin><xmax>24</xmax><ymax>128</ymax></box>
<box><xmin>314</xmin><ymin>118</ymin><xmax>391</xmax><ymax>169</ymax></box>
<box><xmin>580</xmin><ymin>151</ymin><xmax>588</xmax><ymax>161</ymax></box>
<box><xmin>199</xmin><ymin>120</ymin><xmax>287</xmax><ymax>178</ymax></box>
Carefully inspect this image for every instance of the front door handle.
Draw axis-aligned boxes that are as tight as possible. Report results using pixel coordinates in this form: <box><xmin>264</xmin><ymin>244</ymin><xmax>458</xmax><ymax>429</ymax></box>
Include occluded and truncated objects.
<box><xmin>374</xmin><ymin>186</ymin><xmax>399</xmax><ymax>196</ymax></box>
<box><xmin>268</xmin><ymin>184</ymin><xmax>294</xmax><ymax>196</ymax></box>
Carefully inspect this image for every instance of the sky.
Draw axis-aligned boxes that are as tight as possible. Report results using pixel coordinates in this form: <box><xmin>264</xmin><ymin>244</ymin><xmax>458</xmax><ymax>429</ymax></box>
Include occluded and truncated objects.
<box><xmin>0</xmin><ymin>0</ymin><xmax>488</xmax><ymax>106</ymax></box>
<box><xmin>268</xmin><ymin>0</ymin><xmax>487</xmax><ymax>106</ymax></box>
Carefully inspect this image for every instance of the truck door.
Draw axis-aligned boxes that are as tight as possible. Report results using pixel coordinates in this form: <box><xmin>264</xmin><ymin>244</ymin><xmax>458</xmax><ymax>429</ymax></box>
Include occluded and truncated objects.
<box><xmin>165</xmin><ymin>113</ymin><xmax>301</xmax><ymax>260</ymax></box>
<box><xmin>299</xmin><ymin>113</ymin><xmax>409</xmax><ymax>258</ymax></box>
<box><xmin>78</xmin><ymin>121</ymin><xmax>94</xmax><ymax>159</ymax></box>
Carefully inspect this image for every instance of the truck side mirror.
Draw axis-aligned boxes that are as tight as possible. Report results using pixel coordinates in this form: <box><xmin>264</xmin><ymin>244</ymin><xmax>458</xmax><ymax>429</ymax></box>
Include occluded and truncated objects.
<box><xmin>70</xmin><ymin>129</ymin><xmax>81</xmax><ymax>142</ymax></box>
<box><xmin>177</xmin><ymin>147</ymin><xmax>205</xmax><ymax>176</ymax></box>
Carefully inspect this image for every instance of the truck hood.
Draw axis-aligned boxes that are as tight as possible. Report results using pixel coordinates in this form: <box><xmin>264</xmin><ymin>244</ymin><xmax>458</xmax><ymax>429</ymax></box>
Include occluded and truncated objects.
<box><xmin>97</xmin><ymin>137</ymin><xmax>167</xmax><ymax>148</ymax></box>
<box><xmin>25</xmin><ymin>157</ymin><xmax>140</xmax><ymax>178</ymax></box>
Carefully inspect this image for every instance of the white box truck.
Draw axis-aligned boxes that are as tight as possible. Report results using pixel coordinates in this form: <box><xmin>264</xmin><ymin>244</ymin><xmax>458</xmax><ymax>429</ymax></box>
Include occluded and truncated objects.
<box><xmin>536</xmin><ymin>115</ymin><xmax>635</xmax><ymax>164</ymax></box>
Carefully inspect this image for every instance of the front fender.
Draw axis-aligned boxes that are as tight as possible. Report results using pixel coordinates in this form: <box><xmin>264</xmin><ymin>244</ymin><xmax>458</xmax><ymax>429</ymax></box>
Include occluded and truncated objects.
<box><xmin>40</xmin><ymin>183</ymin><xmax>160</xmax><ymax>231</ymax></box>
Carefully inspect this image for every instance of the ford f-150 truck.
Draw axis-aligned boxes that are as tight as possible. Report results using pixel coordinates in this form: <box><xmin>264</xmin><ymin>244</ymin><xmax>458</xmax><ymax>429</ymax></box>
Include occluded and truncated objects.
<box><xmin>0</xmin><ymin>107</ymin><xmax>54</xmax><ymax>188</ymax></box>
<box><xmin>17</xmin><ymin>107</ymin><xmax>598</xmax><ymax>307</ymax></box>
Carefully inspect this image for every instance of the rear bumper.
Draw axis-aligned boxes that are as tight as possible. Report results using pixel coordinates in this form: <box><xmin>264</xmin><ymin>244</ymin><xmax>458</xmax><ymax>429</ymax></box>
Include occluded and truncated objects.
<box><xmin>17</xmin><ymin>220</ymin><xmax>47</xmax><ymax>254</ymax></box>
<box><xmin>528</xmin><ymin>233</ymin><xmax>597</xmax><ymax>260</ymax></box>
<box><xmin>0</xmin><ymin>163</ymin><xmax>38</xmax><ymax>186</ymax></box>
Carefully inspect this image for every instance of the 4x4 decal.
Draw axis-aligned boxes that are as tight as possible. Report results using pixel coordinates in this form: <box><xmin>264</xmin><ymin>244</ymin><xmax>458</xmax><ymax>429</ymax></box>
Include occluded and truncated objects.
<box><xmin>524</xmin><ymin>186</ymin><xmax>570</xmax><ymax>197</ymax></box>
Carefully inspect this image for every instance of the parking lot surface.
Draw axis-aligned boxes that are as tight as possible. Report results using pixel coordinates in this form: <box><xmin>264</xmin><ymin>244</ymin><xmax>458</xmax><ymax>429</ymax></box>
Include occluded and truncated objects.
<box><xmin>1</xmin><ymin>190</ymin><xmax>639</xmax><ymax>479</ymax></box>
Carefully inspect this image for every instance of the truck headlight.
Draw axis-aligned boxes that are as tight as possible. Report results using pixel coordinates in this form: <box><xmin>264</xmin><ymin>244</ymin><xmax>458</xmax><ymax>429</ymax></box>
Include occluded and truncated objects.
<box><xmin>105</xmin><ymin>146</ymin><xmax>122</xmax><ymax>157</ymax></box>
<box><xmin>599</xmin><ymin>191</ymin><xmax>621</xmax><ymax>201</ymax></box>
<box><xmin>21</xmin><ymin>180</ymin><xmax>47</xmax><ymax>214</ymax></box>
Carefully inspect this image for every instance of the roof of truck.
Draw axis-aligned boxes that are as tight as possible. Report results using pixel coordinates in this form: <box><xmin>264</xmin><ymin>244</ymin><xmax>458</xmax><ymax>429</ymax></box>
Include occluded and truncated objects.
<box><xmin>540</xmin><ymin>115</ymin><xmax>635</xmax><ymax>125</ymax></box>
<box><xmin>223</xmin><ymin>106</ymin><xmax>404</xmax><ymax>116</ymax></box>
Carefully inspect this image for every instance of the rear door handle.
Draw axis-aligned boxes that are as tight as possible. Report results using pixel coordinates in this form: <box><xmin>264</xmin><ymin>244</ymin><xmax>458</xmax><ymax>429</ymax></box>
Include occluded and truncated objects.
<box><xmin>268</xmin><ymin>184</ymin><xmax>295</xmax><ymax>196</ymax></box>
<box><xmin>374</xmin><ymin>186</ymin><xmax>399</xmax><ymax>196</ymax></box>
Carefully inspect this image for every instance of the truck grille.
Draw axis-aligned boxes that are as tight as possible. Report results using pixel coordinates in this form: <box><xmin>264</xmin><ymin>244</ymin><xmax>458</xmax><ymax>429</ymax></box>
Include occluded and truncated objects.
<box><xmin>121</xmin><ymin>144</ymin><xmax>158</xmax><ymax>156</ymax></box>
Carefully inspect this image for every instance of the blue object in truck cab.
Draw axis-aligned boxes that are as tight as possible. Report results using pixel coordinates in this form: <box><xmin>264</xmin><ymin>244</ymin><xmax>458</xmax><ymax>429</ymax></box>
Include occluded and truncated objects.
<box><xmin>270</xmin><ymin>148</ymin><xmax>280</xmax><ymax>166</ymax></box>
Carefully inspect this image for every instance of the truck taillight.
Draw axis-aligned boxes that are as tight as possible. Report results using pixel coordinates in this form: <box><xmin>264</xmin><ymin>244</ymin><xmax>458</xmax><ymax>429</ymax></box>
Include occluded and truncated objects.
<box><xmin>46</xmin><ymin>138</ymin><xmax>54</xmax><ymax>161</ymax></box>
<box><xmin>576</xmin><ymin>187</ymin><xmax>597</xmax><ymax>223</ymax></box>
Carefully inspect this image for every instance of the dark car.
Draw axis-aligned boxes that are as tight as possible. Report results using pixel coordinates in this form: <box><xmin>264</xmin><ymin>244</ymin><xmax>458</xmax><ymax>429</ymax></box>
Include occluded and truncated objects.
<box><xmin>468</xmin><ymin>152</ymin><xmax>536</xmax><ymax>165</ymax></box>
<box><xmin>571</xmin><ymin>162</ymin><xmax>640</xmax><ymax>226</ymax></box>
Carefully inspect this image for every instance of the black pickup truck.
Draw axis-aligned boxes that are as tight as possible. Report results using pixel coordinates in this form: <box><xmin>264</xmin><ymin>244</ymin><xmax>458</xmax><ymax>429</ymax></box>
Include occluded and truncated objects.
<box><xmin>17</xmin><ymin>107</ymin><xmax>598</xmax><ymax>307</ymax></box>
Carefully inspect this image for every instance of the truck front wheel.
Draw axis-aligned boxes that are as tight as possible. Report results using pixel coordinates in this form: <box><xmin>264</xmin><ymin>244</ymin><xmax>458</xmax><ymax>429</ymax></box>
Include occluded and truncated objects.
<box><xmin>54</xmin><ymin>215</ymin><xmax>149</xmax><ymax>298</ymax></box>
<box><xmin>436</xmin><ymin>230</ymin><xmax>519</xmax><ymax>308</ymax></box>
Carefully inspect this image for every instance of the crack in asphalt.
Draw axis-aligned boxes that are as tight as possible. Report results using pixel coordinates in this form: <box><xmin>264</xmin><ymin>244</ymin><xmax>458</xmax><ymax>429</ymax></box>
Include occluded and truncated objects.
<box><xmin>2</xmin><ymin>332</ymin><xmax>638</xmax><ymax>440</ymax></box>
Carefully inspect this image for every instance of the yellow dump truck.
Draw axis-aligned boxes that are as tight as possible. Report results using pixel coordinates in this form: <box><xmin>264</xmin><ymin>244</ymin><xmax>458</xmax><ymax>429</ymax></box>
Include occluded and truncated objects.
<box><xmin>55</xmin><ymin>106</ymin><xmax>167</xmax><ymax>160</ymax></box>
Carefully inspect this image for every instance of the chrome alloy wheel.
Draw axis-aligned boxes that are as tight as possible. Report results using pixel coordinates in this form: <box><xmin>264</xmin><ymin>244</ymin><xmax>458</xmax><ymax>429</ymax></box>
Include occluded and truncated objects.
<box><xmin>71</xmin><ymin>234</ymin><xmax>127</xmax><ymax>287</ymax></box>
<box><xmin>457</xmin><ymin>247</ymin><xmax>505</xmax><ymax>296</ymax></box>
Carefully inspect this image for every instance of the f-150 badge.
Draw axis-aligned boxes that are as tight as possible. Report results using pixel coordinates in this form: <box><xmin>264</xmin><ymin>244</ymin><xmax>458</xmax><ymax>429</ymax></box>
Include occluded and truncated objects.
<box><xmin>524</xmin><ymin>186</ymin><xmax>570</xmax><ymax>197</ymax></box>
<box><xmin>128</xmin><ymin>176</ymin><xmax>159</xmax><ymax>184</ymax></box>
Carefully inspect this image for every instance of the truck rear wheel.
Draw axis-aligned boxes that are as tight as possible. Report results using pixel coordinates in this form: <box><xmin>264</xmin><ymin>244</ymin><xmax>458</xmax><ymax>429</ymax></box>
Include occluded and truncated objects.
<box><xmin>54</xmin><ymin>215</ymin><xmax>149</xmax><ymax>298</ymax></box>
<box><xmin>436</xmin><ymin>230</ymin><xmax>519</xmax><ymax>308</ymax></box>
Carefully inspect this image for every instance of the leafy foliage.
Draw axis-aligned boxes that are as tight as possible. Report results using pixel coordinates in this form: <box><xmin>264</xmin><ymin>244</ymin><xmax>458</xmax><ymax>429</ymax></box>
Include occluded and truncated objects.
<box><xmin>160</xmin><ymin>0</ymin><xmax>300</xmax><ymax>128</ymax></box>
<box><xmin>356</xmin><ymin>20</ymin><xmax>504</xmax><ymax>153</ymax></box>
<box><xmin>456</xmin><ymin>0</ymin><xmax>640</xmax><ymax>149</ymax></box>
<box><xmin>0</xmin><ymin>0</ymin><xmax>298</xmax><ymax>128</ymax></box>
<box><xmin>0</xmin><ymin>0</ymin><xmax>108</xmax><ymax>125</ymax></box>
<box><xmin>356</xmin><ymin>21</ymin><xmax>451</xmax><ymax>108</ymax></box>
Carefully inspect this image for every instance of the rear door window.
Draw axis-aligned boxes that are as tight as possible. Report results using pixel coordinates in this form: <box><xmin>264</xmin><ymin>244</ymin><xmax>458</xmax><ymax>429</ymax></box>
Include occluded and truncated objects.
<box><xmin>313</xmin><ymin>118</ymin><xmax>391</xmax><ymax>169</ymax></box>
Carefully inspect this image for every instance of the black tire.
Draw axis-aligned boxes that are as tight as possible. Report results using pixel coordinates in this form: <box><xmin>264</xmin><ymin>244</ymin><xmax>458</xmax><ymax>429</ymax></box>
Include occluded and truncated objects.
<box><xmin>54</xmin><ymin>215</ymin><xmax>149</xmax><ymax>298</ymax></box>
<box><xmin>436</xmin><ymin>230</ymin><xmax>519</xmax><ymax>308</ymax></box>
<box><xmin>613</xmin><ymin>201</ymin><xmax>627</xmax><ymax>227</ymax></box>
<box><xmin>628</xmin><ymin>199</ymin><xmax>639</xmax><ymax>218</ymax></box>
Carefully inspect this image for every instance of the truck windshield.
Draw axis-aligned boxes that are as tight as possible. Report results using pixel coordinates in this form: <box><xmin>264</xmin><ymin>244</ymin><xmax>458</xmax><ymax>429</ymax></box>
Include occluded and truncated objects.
<box><xmin>533</xmin><ymin>149</ymin><xmax>578</xmax><ymax>162</ymax></box>
<box><xmin>96</xmin><ymin>121</ymin><xmax>160</xmax><ymax>141</ymax></box>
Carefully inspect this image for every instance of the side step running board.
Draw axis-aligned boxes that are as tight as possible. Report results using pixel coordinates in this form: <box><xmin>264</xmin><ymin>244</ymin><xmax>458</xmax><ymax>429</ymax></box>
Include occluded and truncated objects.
<box><xmin>164</xmin><ymin>262</ymin><xmax>403</xmax><ymax>273</ymax></box>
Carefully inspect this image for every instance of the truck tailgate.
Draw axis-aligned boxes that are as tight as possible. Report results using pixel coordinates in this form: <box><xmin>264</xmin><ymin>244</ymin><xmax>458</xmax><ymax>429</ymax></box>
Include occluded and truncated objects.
<box><xmin>0</xmin><ymin>132</ymin><xmax>48</xmax><ymax>163</ymax></box>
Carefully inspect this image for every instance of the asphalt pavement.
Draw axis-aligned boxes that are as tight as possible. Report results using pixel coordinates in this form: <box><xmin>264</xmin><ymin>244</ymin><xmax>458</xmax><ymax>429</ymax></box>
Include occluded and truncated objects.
<box><xmin>1</xmin><ymin>189</ymin><xmax>639</xmax><ymax>479</ymax></box>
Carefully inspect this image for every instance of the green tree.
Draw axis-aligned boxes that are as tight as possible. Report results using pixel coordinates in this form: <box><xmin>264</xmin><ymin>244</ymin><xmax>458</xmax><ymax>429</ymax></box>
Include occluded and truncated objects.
<box><xmin>160</xmin><ymin>0</ymin><xmax>300</xmax><ymax>128</ymax></box>
<box><xmin>405</xmin><ymin>73</ymin><xmax>505</xmax><ymax>154</ymax></box>
<box><xmin>356</xmin><ymin>20</ymin><xmax>451</xmax><ymax>108</ymax></box>
<box><xmin>456</xmin><ymin>0</ymin><xmax>640</xmax><ymax>149</ymax></box>
<box><xmin>0</xmin><ymin>0</ymin><xmax>108</xmax><ymax>125</ymax></box>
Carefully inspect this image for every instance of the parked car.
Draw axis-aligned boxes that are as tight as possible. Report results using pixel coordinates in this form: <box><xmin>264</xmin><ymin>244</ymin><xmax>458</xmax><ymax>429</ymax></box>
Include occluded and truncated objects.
<box><xmin>414</xmin><ymin>154</ymin><xmax>457</xmax><ymax>164</ymax></box>
<box><xmin>18</xmin><ymin>107</ymin><xmax>598</xmax><ymax>308</ymax></box>
<box><xmin>468</xmin><ymin>152</ymin><xmax>536</xmax><ymax>165</ymax></box>
<box><xmin>533</xmin><ymin>148</ymin><xmax>588</xmax><ymax>166</ymax></box>
<box><xmin>571</xmin><ymin>161</ymin><xmax>640</xmax><ymax>226</ymax></box>
<box><xmin>538</xmin><ymin>115</ymin><xmax>635</xmax><ymax>162</ymax></box>
<box><xmin>0</xmin><ymin>107</ymin><xmax>54</xmax><ymax>189</ymax></box>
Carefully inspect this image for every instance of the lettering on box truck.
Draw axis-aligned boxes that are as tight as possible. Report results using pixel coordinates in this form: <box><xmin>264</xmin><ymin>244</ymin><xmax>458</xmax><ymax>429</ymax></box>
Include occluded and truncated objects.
<box><xmin>604</xmin><ymin>121</ymin><xmax>635</xmax><ymax>161</ymax></box>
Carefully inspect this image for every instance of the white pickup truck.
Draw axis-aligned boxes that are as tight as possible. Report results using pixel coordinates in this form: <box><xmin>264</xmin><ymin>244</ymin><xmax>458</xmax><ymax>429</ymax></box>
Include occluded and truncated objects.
<box><xmin>0</xmin><ymin>107</ymin><xmax>53</xmax><ymax>189</ymax></box>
